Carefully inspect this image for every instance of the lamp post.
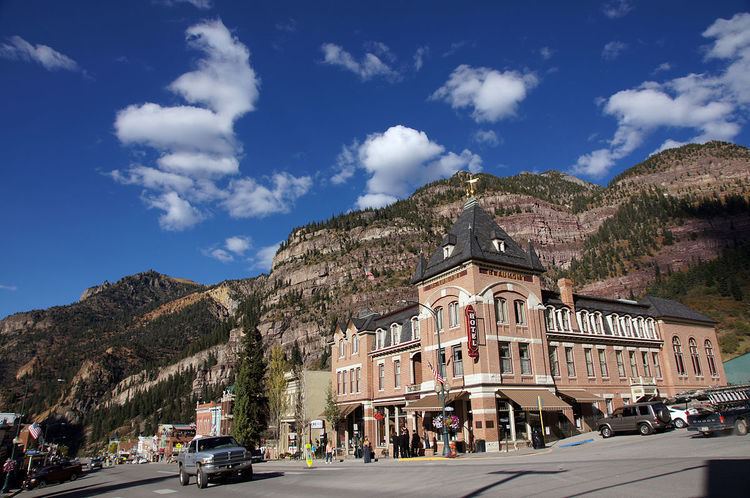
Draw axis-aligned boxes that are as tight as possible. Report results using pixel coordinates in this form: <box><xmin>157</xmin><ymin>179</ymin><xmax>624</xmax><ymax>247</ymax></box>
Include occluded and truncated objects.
<box><xmin>399</xmin><ymin>299</ymin><xmax>450</xmax><ymax>457</ymax></box>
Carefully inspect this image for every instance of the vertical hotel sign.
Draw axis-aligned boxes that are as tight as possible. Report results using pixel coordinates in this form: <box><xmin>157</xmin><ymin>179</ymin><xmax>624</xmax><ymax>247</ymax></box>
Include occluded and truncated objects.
<box><xmin>465</xmin><ymin>305</ymin><xmax>479</xmax><ymax>362</ymax></box>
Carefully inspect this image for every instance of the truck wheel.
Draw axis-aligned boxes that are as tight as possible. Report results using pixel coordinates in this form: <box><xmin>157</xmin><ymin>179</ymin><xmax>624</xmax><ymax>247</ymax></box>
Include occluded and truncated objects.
<box><xmin>196</xmin><ymin>466</ymin><xmax>208</xmax><ymax>489</ymax></box>
<box><xmin>639</xmin><ymin>423</ymin><xmax>653</xmax><ymax>436</ymax></box>
<box><xmin>674</xmin><ymin>419</ymin><xmax>686</xmax><ymax>429</ymax></box>
<box><xmin>240</xmin><ymin>467</ymin><xmax>253</xmax><ymax>482</ymax></box>
<box><xmin>179</xmin><ymin>466</ymin><xmax>190</xmax><ymax>486</ymax></box>
<box><xmin>70</xmin><ymin>473</ymin><xmax>78</xmax><ymax>481</ymax></box>
<box><xmin>600</xmin><ymin>426</ymin><xmax>613</xmax><ymax>438</ymax></box>
<box><xmin>734</xmin><ymin>419</ymin><xmax>748</xmax><ymax>436</ymax></box>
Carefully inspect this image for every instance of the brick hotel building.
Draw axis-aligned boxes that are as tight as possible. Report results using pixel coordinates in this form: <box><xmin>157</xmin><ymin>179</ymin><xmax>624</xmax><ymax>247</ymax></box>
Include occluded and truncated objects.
<box><xmin>330</xmin><ymin>196</ymin><xmax>727</xmax><ymax>454</ymax></box>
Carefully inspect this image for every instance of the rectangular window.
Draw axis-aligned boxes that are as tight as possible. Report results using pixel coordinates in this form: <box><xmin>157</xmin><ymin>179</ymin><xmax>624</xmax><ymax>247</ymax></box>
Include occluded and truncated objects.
<box><xmin>598</xmin><ymin>349</ymin><xmax>609</xmax><ymax>377</ymax></box>
<box><xmin>452</xmin><ymin>345</ymin><xmax>464</xmax><ymax>377</ymax></box>
<box><xmin>448</xmin><ymin>302</ymin><xmax>459</xmax><ymax>328</ymax></box>
<box><xmin>495</xmin><ymin>298</ymin><xmax>508</xmax><ymax>324</ymax></box>
<box><xmin>353</xmin><ymin>335</ymin><xmax>359</xmax><ymax>354</ymax></box>
<box><xmin>519</xmin><ymin>343</ymin><xmax>532</xmax><ymax>375</ymax></box>
<box><xmin>565</xmin><ymin>347</ymin><xmax>575</xmax><ymax>377</ymax></box>
<box><xmin>337</xmin><ymin>372</ymin><xmax>341</xmax><ymax>394</ymax></box>
<box><xmin>436</xmin><ymin>308</ymin><xmax>444</xmax><ymax>332</ymax></box>
<box><xmin>641</xmin><ymin>352</ymin><xmax>651</xmax><ymax>377</ymax></box>
<box><xmin>439</xmin><ymin>348</ymin><xmax>447</xmax><ymax>379</ymax></box>
<box><xmin>584</xmin><ymin>349</ymin><xmax>595</xmax><ymax>377</ymax></box>
<box><xmin>394</xmin><ymin>360</ymin><xmax>401</xmax><ymax>388</ymax></box>
<box><xmin>616</xmin><ymin>351</ymin><xmax>626</xmax><ymax>377</ymax></box>
<box><xmin>629</xmin><ymin>351</ymin><xmax>638</xmax><ymax>377</ymax></box>
<box><xmin>378</xmin><ymin>364</ymin><xmax>384</xmax><ymax>391</ymax></box>
<box><xmin>514</xmin><ymin>300</ymin><xmax>527</xmax><ymax>326</ymax></box>
<box><xmin>652</xmin><ymin>353</ymin><xmax>662</xmax><ymax>378</ymax></box>
<box><xmin>342</xmin><ymin>369</ymin><xmax>347</xmax><ymax>394</ymax></box>
<box><xmin>356</xmin><ymin>368</ymin><xmax>361</xmax><ymax>393</ymax></box>
<box><xmin>412</xmin><ymin>319</ymin><xmax>420</xmax><ymax>340</ymax></box>
<box><xmin>500</xmin><ymin>342</ymin><xmax>513</xmax><ymax>374</ymax></box>
<box><xmin>549</xmin><ymin>346</ymin><xmax>560</xmax><ymax>377</ymax></box>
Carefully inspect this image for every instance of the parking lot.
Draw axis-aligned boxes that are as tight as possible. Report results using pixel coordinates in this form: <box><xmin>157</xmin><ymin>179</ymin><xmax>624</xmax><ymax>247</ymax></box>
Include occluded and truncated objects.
<box><xmin>20</xmin><ymin>429</ymin><xmax>748</xmax><ymax>497</ymax></box>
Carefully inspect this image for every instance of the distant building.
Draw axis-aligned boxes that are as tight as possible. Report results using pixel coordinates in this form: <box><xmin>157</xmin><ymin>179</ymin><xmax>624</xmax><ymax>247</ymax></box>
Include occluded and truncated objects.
<box><xmin>278</xmin><ymin>370</ymin><xmax>329</xmax><ymax>455</ymax></box>
<box><xmin>195</xmin><ymin>387</ymin><xmax>235</xmax><ymax>437</ymax></box>
<box><xmin>724</xmin><ymin>352</ymin><xmax>750</xmax><ymax>385</ymax></box>
<box><xmin>331</xmin><ymin>195</ymin><xmax>727</xmax><ymax>454</ymax></box>
<box><xmin>157</xmin><ymin>423</ymin><xmax>196</xmax><ymax>459</ymax></box>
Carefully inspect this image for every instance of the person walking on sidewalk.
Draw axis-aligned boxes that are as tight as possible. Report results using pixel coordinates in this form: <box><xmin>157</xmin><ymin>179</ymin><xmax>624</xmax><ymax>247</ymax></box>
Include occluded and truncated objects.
<box><xmin>325</xmin><ymin>441</ymin><xmax>333</xmax><ymax>464</ymax></box>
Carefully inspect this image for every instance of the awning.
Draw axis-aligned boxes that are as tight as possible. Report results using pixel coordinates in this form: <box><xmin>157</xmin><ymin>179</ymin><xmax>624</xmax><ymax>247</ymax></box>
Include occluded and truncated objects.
<box><xmin>318</xmin><ymin>403</ymin><xmax>359</xmax><ymax>419</ymax></box>
<box><xmin>557</xmin><ymin>389</ymin><xmax>602</xmax><ymax>403</ymax></box>
<box><xmin>497</xmin><ymin>389</ymin><xmax>571</xmax><ymax>411</ymax></box>
<box><xmin>404</xmin><ymin>391</ymin><xmax>469</xmax><ymax>411</ymax></box>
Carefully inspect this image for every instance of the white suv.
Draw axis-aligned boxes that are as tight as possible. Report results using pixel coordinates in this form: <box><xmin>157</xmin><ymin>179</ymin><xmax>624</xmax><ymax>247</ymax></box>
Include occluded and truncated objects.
<box><xmin>668</xmin><ymin>406</ymin><xmax>689</xmax><ymax>428</ymax></box>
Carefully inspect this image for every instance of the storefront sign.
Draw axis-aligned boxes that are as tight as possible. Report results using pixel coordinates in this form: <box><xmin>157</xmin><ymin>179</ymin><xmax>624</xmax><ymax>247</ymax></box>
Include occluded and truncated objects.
<box><xmin>465</xmin><ymin>305</ymin><xmax>479</xmax><ymax>362</ymax></box>
<box><xmin>310</xmin><ymin>419</ymin><xmax>324</xmax><ymax>429</ymax></box>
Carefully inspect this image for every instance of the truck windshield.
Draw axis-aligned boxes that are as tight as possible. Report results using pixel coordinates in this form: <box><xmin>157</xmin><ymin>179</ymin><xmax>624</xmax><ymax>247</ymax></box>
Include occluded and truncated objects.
<box><xmin>197</xmin><ymin>437</ymin><xmax>240</xmax><ymax>451</ymax></box>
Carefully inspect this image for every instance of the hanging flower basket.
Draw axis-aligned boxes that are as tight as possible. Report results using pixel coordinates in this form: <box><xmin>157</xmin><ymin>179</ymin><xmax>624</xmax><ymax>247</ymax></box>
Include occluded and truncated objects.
<box><xmin>432</xmin><ymin>415</ymin><xmax>460</xmax><ymax>431</ymax></box>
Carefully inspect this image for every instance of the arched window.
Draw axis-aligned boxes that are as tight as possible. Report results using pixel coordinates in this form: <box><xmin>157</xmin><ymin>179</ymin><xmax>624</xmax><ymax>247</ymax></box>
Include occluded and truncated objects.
<box><xmin>705</xmin><ymin>340</ymin><xmax>718</xmax><ymax>377</ymax></box>
<box><xmin>647</xmin><ymin>319</ymin><xmax>658</xmax><ymax>339</ymax></box>
<box><xmin>545</xmin><ymin>306</ymin><xmax>556</xmax><ymax>331</ymax></box>
<box><xmin>376</xmin><ymin>329</ymin><xmax>385</xmax><ymax>349</ymax></box>
<box><xmin>673</xmin><ymin>337</ymin><xmax>686</xmax><ymax>376</ymax></box>
<box><xmin>561</xmin><ymin>308</ymin><xmax>571</xmax><ymax>331</ymax></box>
<box><xmin>514</xmin><ymin>300</ymin><xmax>527</xmax><ymax>326</ymax></box>
<box><xmin>435</xmin><ymin>307</ymin><xmax>444</xmax><ymax>332</ymax></box>
<box><xmin>339</xmin><ymin>339</ymin><xmax>345</xmax><ymax>357</ymax></box>
<box><xmin>495</xmin><ymin>297</ymin><xmax>508</xmax><ymax>324</ymax></box>
<box><xmin>352</xmin><ymin>334</ymin><xmax>359</xmax><ymax>354</ymax></box>
<box><xmin>610</xmin><ymin>314</ymin><xmax>621</xmax><ymax>336</ymax></box>
<box><xmin>391</xmin><ymin>323</ymin><xmax>401</xmax><ymax>346</ymax></box>
<box><xmin>624</xmin><ymin>316</ymin><xmax>633</xmax><ymax>337</ymax></box>
<box><xmin>411</xmin><ymin>317</ymin><xmax>420</xmax><ymax>340</ymax></box>
<box><xmin>689</xmin><ymin>338</ymin><xmax>702</xmax><ymax>376</ymax></box>
<box><xmin>448</xmin><ymin>301</ymin><xmax>459</xmax><ymax>328</ymax></box>
<box><xmin>578</xmin><ymin>311</ymin><xmax>589</xmax><ymax>333</ymax></box>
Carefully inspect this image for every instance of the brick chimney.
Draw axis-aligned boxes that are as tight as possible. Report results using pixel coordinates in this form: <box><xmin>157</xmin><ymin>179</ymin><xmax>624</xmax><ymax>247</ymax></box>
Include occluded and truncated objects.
<box><xmin>558</xmin><ymin>278</ymin><xmax>575</xmax><ymax>310</ymax></box>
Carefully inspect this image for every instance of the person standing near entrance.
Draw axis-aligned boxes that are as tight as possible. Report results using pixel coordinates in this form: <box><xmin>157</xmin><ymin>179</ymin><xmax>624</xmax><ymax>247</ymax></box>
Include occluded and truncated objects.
<box><xmin>400</xmin><ymin>427</ymin><xmax>410</xmax><ymax>458</ymax></box>
<box><xmin>391</xmin><ymin>432</ymin><xmax>400</xmax><ymax>459</ymax></box>
<box><xmin>363</xmin><ymin>437</ymin><xmax>372</xmax><ymax>463</ymax></box>
<box><xmin>411</xmin><ymin>431</ymin><xmax>421</xmax><ymax>457</ymax></box>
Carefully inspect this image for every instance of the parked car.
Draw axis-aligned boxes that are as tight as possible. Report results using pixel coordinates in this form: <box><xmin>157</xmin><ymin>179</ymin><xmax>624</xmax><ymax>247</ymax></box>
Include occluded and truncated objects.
<box><xmin>597</xmin><ymin>401</ymin><xmax>672</xmax><ymax>437</ymax></box>
<box><xmin>688</xmin><ymin>403</ymin><xmax>750</xmax><ymax>436</ymax></box>
<box><xmin>136</xmin><ymin>456</ymin><xmax>149</xmax><ymax>464</ymax></box>
<box><xmin>24</xmin><ymin>462</ymin><xmax>83</xmax><ymax>489</ymax></box>
<box><xmin>177</xmin><ymin>436</ymin><xmax>253</xmax><ymax>489</ymax></box>
<box><xmin>668</xmin><ymin>406</ymin><xmax>690</xmax><ymax>428</ymax></box>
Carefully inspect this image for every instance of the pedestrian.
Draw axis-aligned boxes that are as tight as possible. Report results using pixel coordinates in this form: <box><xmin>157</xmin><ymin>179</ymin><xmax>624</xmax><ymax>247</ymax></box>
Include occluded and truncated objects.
<box><xmin>311</xmin><ymin>441</ymin><xmax>317</xmax><ymax>459</ymax></box>
<box><xmin>432</xmin><ymin>435</ymin><xmax>438</xmax><ymax>454</ymax></box>
<box><xmin>400</xmin><ymin>427</ymin><xmax>410</xmax><ymax>458</ymax></box>
<box><xmin>325</xmin><ymin>440</ymin><xmax>333</xmax><ymax>463</ymax></box>
<box><xmin>411</xmin><ymin>431</ymin><xmax>421</xmax><ymax>457</ymax></box>
<box><xmin>363</xmin><ymin>437</ymin><xmax>371</xmax><ymax>464</ymax></box>
<box><xmin>391</xmin><ymin>432</ymin><xmax>400</xmax><ymax>459</ymax></box>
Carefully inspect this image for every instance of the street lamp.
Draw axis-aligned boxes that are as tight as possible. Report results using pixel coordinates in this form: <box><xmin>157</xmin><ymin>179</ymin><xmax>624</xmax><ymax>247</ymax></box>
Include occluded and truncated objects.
<box><xmin>399</xmin><ymin>299</ymin><xmax>451</xmax><ymax>457</ymax></box>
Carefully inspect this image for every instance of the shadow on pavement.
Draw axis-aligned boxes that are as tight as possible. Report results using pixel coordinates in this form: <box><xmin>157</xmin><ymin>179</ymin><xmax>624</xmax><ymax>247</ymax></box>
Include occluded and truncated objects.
<box><xmin>209</xmin><ymin>471</ymin><xmax>284</xmax><ymax>488</ymax></box>
<box><xmin>461</xmin><ymin>469</ymin><xmax>566</xmax><ymax>498</ymax></box>
<box><xmin>34</xmin><ymin>474</ymin><xmax>174</xmax><ymax>498</ymax></box>
<box><xmin>705</xmin><ymin>459</ymin><xmax>748</xmax><ymax>497</ymax></box>
<box><xmin>567</xmin><ymin>463</ymin><xmax>706</xmax><ymax>497</ymax></box>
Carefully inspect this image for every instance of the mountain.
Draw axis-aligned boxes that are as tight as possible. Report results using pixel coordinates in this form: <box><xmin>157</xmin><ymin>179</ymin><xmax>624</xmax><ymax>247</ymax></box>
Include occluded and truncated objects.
<box><xmin>1</xmin><ymin>141</ymin><xmax>749</xmax><ymax>449</ymax></box>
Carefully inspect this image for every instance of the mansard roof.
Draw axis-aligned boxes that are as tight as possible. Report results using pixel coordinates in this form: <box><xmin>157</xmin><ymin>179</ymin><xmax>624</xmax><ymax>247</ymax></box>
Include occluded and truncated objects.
<box><xmin>411</xmin><ymin>198</ymin><xmax>545</xmax><ymax>284</ymax></box>
<box><xmin>542</xmin><ymin>290</ymin><xmax>715</xmax><ymax>325</ymax></box>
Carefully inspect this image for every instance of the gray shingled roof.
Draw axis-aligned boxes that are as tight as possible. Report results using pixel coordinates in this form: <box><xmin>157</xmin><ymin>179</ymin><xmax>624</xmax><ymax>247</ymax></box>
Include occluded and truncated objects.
<box><xmin>542</xmin><ymin>290</ymin><xmax>715</xmax><ymax>325</ymax></box>
<box><xmin>374</xmin><ymin>304</ymin><xmax>420</xmax><ymax>347</ymax></box>
<box><xmin>411</xmin><ymin>199</ymin><xmax>545</xmax><ymax>284</ymax></box>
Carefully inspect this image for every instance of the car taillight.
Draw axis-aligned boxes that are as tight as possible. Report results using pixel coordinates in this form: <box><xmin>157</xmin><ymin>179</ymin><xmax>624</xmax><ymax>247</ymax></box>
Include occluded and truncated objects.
<box><xmin>719</xmin><ymin>415</ymin><xmax>725</xmax><ymax>424</ymax></box>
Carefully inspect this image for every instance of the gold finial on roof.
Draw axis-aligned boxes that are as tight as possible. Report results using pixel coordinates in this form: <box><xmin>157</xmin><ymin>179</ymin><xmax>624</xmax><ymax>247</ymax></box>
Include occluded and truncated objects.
<box><xmin>465</xmin><ymin>172</ymin><xmax>479</xmax><ymax>198</ymax></box>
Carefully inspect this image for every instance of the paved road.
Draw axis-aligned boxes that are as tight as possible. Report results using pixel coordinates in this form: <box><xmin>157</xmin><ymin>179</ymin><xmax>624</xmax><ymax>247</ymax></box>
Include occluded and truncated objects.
<box><xmin>21</xmin><ymin>430</ymin><xmax>749</xmax><ymax>497</ymax></box>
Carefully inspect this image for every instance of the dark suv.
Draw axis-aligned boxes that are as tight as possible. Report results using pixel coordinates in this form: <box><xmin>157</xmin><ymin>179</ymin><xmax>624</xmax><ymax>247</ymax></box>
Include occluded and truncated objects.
<box><xmin>598</xmin><ymin>402</ymin><xmax>672</xmax><ymax>437</ymax></box>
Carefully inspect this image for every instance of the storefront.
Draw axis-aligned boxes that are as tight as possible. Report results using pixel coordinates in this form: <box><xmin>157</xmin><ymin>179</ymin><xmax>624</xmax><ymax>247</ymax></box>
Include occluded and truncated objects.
<box><xmin>496</xmin><ymin>389</ymin><xmax>572</xmax><ymax>444</ymax></box>
<box><xmin>405</xmin><ymin>391</ymin><xmax>470</xmax><ymax>454</ymax></box>
<box><xmin>557</xmin><ymin>389</ymin><xmax>603</xmax><ymax>434</ymax></box>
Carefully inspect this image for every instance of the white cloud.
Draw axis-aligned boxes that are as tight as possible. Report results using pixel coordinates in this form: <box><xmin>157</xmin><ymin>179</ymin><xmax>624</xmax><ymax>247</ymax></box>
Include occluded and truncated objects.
<box><xmin>653</xmin><ymin>62</ymin><xmax>672</xmax><ymax>74</ymax></box>
<box><xmin>602</xmin><ymin>41</ymin><xmax>628</xmax><ymax>61</ymax></box>
<box><xmin>540</xmin><ymin>46</ymin><xmax>555</xmax><ymax>60</ymax></box>
<box><xmin>208</xmin><ymin>248</ymin><xmax>234</xmax><ymax>263</ymax></box>
<box><xmin>252</xmin><ymin>242</ymin><xmax>282</xmax><ymax>271</ymax></box>
<box><xmin>335</xmin><ymin>125</ymin><xmax>482</xmax><ymax>209</ymax></box>
<box><xmin>651</xmin><ymin>139</ymin><xmax>688</xmax><ymax>155</ymax></box>
<box><xmin>145</xmin><ymin>191</ymin><xmax>204</xmax><ymax>231</ymax></box>
<box><xmin>223</xmin><ymin>173</ymin><xmax>312</xmax><ymax>218</ymax></box>
<box><xmin>0</xmin><ymin>284</ymin><xmax>17</xmax><ymax>291</ymax></box>
<box><xmin>414</xmin><ymin>46</ymin><xmax>429</xmax><ymax>71</ymax></box>
<box><xmin>431</xmin><ymin>65</ymin><xmax>538</xmax><ymax>123</ymax></box>
<box><xmin>225</xmin><ymin>235</ymin><xmax>251</xmax><ymax>255</ymax></box>
<box><xmin>330</xmin><ymin>141</ymin><xmax>359</xmax><ymax>185</ymax></box>
<box><xmin>473</xmin><ymin>129</ymin><xmax>500</xmax><ymax>147</ymax></box>
<box><xmin>0</xmin><ymin>35</ymin><xmax>79</xmax><ymax>71</ymax></box>
<box><xmin>573</xmin><ymin>16</ymin><xmax>746</xmax><ymax>179</ymax></box>
<box><xmin>602</xmin><ymin>0</ymin><xmax>633</xmax><ymax>19</ymax></box>
<box><xmin>111</xmin><ymin>20</ymin><xmax>310</xmax><ymax>229</ymax></box>
<box><xmin>703</xmin><ymin>12</ymin><xmax>750</xmax><ymax>104</ymax></box>
<box><xmin>320</xmin><ymin>43</ymin><xmax>399</xmax><ymax>81</ymax></box>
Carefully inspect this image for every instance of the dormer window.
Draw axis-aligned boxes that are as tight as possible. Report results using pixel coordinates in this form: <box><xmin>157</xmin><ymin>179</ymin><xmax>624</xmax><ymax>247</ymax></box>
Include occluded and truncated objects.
<box><xmin>442</xmin><ymin>234</ymin><xmax>457</xmax><ymax>259</ymax></box>
<box><xmin>492</xmin><ymin>238</ymin><xmax>505</xmax><ymax>252</ymax></box>
<box><xmin>390</xmin><ymin>323</ymin><xmax>401</xmax><ymax>346</ymax></box>
<box><xmin>443</xmin><ymin>244</ymin><xmax>454</xmax><ymax>258</ymax></box>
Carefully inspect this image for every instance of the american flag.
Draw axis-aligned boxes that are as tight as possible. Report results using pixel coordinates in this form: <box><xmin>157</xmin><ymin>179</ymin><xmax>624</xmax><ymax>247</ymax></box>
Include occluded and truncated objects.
<box><xmin>427</xmin><ymin>361</ymin><xmax>445</xmax><ymax>385</ymax></box>
<box><xmin>29</xmin><ymin>422</ymin><xmax>42</xmax><ymax>440</ymax></box>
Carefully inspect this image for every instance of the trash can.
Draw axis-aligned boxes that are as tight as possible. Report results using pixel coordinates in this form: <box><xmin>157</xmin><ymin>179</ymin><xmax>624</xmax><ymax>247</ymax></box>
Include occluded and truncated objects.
<box><xmin>474</xmin><ymin>439</ymin><xmax>486</xmax><ymax>453</ymax></box>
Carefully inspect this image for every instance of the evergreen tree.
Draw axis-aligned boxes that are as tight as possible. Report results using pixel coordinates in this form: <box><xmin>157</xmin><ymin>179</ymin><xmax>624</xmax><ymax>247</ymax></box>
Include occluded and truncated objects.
<box><xmin>323</xmin><ymin>381</ymin><xmax>341</xmax><ymax>436</ymax></box>
<box><xmin>232</xmin><ymin>293</ymin><xmax>269</xmax><ymax>450</ymax></box>
<box><xmin>290</xmin><ymin>340</ymin><xmax>304</xmax><ymax>368</ymax></box>
<box><xmin>266</xmin><ymin>345</ymin><xmax>288</xmax><ymax>456</ymax></box>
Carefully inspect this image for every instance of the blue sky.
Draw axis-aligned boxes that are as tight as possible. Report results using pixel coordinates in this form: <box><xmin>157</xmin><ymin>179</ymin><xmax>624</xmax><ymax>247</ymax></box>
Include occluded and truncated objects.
<box><xmin>1</xmin><ymin>0</ymin><xmax>749</xmax><ymax>318</ymax></box>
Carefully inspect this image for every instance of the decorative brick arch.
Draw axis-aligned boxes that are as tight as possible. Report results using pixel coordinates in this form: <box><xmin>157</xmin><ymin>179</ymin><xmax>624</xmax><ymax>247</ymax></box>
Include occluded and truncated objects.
<box><xmin>479</xmin><ymin>281</ymin><xmax>543</xmax><ymax>308</ymax></box>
